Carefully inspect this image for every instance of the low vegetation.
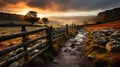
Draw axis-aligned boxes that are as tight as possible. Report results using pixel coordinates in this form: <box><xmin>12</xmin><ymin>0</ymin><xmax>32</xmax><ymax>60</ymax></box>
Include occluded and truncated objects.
<box><xmin>83</xmin><ymin>20</ymin><xmax>120</xmax><ymax>67</ymax></box>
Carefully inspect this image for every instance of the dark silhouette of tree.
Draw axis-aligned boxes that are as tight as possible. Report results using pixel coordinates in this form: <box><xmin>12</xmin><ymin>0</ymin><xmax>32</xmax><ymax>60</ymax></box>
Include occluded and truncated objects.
<box><xmin>24</xmin><ymin>11</ymin><xmax>39</xmax><ymax>24</ymax></box>
<box><xmin>42</xmin><ymin>17</ymin><xmax>49</xmax><ymax>24</ymax></box>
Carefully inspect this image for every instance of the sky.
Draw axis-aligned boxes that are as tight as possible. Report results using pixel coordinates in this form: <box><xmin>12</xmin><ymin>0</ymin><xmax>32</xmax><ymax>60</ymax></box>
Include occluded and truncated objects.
<box><xmin>0</xmin><ymin>0</ymin><xmax>120</xmax><ymax>17</ymax></box>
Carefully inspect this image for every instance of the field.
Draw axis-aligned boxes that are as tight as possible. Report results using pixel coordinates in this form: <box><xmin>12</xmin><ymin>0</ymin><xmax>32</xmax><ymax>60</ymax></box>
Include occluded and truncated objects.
<box><xmin>0</xmin><ymin>25</ymin><xmax>46</xmax><ymax>50</ymax></box>
<box><xmin>84</xmin><ymin>20</ymin><xmax>120</xmax><ymax>31</ymax></box>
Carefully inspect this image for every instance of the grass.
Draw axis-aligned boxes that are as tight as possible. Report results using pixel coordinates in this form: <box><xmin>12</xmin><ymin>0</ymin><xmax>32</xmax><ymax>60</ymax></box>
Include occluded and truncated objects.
<box><xmin>83</xmin><ymin>20</ymin><xmax>120</xmax><ymax>66</ymax></box>
<box><xmin>0</xmin><ymin>25</ymin><xmax>48</xmax><ymax>51</ymax></box>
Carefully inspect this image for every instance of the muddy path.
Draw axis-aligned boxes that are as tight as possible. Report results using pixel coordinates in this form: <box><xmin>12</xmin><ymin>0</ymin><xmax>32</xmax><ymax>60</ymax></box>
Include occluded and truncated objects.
<box><xmin>45</xmin><ymin>29</ymin><xmax>91</xmax><ymax>67</ymax></box>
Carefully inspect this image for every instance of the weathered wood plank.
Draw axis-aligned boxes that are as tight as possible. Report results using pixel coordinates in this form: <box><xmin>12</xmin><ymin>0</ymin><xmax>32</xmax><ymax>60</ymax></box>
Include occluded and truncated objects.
<box><xmin>0</xmin><ymin>35</ymin><xmax>47</xmax><ymax>56</ymax></box>
<box><xmin>53</xmin><ymin>36</ymin><xmax>64</xmax><ymax>42</ymax></box>
<box><xmin>53</xmin><ymin>33</ymin><xmax>64</xmax><ymax>38</ymax></box>
<box><xmin>0</xmin><ymin>24</ymin><xmax>44</xmax><ymax>27</ymax></box>
<box><xmin>0</xmin><ymin>27</ymin><xmax>47</xmax><ymax>42</ymax></box>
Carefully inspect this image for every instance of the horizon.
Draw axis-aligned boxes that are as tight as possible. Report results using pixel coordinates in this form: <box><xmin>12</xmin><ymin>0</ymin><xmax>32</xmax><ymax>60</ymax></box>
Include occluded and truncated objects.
<box><xmin>0</xmin><ymin>11</ymin><xmax>97</xmax><ymax>18</ymax></box>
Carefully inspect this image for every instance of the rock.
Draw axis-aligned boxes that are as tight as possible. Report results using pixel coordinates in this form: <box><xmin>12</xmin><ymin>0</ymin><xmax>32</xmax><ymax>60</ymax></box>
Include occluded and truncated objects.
<box><xmin>52</xmin><ymin>60</ymin><xmax>59</xmax><ymax>64</ymax></box>
<box><xmin>101</xmin><ymin>29</ymin><xmax>116</xmax><ymax>36</ymax></box>
<box><xmin>109</xmin><ymin>31</ymin><xmax>120</xmax><ymax>41</ymax></box>
<box><xmin>70</xmin><ymin>44</ymin><xmax>76</xmax><ymax>48</ymax></box>
<box><xmin>64</xmin><ymin>48</ymin><xmax>71</xmax><ymax>52</ymax></box>
<box><xmin>92</xmin><ymin>31</ymin><xmax>106</xmax><ymax>39</ymax></box>
<box><xmin>92</xmin><ymin>29</ymin><xmax>116</xmax><ymax>38</ymax></box>
<box><xmin>107</xmin><ymin>29</ymin><xmax>116</xmax><ymax>36</ymax></box>
<box><xmin>74</xmin><ymin>29</ymin><xmax>87</xmax><ymax>43</ymax></box>
<box><xmin>99</xmin><ymin>29</ymin><xmax>109</xmax><ymax>36</ymax></box>
<box><xmin>92</xmin><ymin>29</ymin><xmax>118</xmax><ymax>46</ymax></box>
<box><xmin>69</xmin><ymin>52</ymin><xmax>76</xmax><ymax>55</ymax></box>
<box><xmin>29</xmin><ymin>49</ymin><xmax>39</xmax><ymax>56</ymax></box>
<box><xmin>87</xmin><ymin>54</ymin><xmax>94</xmax><ymax>62</ymax></box>
<box><xmin>74</xmin><ymin>34</ymin><xmax>84</xmax><ymax>43</ymax></box>
<box><xmin>91</xmin><ymin>30</ymin><xmax>99</xmax><ymax>35</ymax></box>
<box><xmin>69</xmin><ymin>39</ymin><xmax>77</xmax><ymax>45</ymax></box>
<box><xmin>9</xmin><ymin>47</ymin><xmax>40</xmax><ymax>57</ymax></box>
<box><xmin>76</xmin><ymin>47</ymin><xmax>81</xmax><ymax>51</ymax></box>
<box><xmin>9</xmin><ymin>48</ymin><xmax>23</xmax><ymax>57</ymax></box>
<box><xmin>106</xmin><ymin>41</ymin><xmax>120</xmax><ymax>52</ymax></box>
<box><xmin>93</xmin><ymin>37</ymin><xmax>108</xmax><ymax>46</ymax></box>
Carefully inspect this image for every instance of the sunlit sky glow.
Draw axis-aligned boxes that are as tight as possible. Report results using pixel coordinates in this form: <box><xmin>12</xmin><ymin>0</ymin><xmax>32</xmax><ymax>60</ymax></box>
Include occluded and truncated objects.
<box><xmin>0</xmin><ymin>0</ymin><xmax>119</xmax><ymax>17</ymax></box>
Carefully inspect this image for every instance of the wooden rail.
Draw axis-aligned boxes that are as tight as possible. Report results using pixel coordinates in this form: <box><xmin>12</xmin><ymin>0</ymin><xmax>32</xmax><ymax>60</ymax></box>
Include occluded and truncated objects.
<box><xmin>0</xmin><ymin>24</ymin><xmax>77</xmax><ymax>67</ymax></box>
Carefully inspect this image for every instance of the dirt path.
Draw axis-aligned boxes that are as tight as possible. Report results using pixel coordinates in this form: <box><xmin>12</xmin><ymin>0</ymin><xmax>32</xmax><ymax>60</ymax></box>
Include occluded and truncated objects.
<box><xmin>46</xmin><ymin>29</ymin><xmax>91</xmax><ymax>67</ymax></box>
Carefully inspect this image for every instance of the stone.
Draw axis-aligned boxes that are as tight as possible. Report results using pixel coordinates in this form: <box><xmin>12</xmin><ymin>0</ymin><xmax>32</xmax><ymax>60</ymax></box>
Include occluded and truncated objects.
<box><xmin>91</xmin><ymin>30</ymin><xmax>99</xmax><ymax>38</ymax></box>
<box><xmin>87</xmin><ymin>54</ymin><xmax>94</xmax><ymax>62</ymax></box>
<box><xmin>70</xmin><ymin>43</ymin><xmax>76</xmax><ymax>48</ymax></box>
<box><xmin>52</xmin><ymin>60</ymin><xmax>59</xmax><ymax>64</ymax></box>
<box><xmin>9</xmin><ymin>48</ymin><xmax>23</xmax><ymax>57</ymax></box>
<box><xmin>92</xmin><ymin>29</ymin><xmax>118</xmax><ymax>46</ymax></box>
<box><xmin>107</xmin><ymin>29</ymin><xmax>116</xmax><ymax>36</ymax></box>
<box><xmin>69</xmin><ymin>39</ymin><xmax>77</xmax><ymax>44</ymax></box>
<box><xmin>99</xmin><ymin>29</ymin><xmax>109</xmax><ymax>35</ymax></box>
<box><xmin>76</xmin><ymin>47</ymin><xmax>81</xmax><ymax>51</ymax></box>
<box><xmin>93</xmin><ymin>37</ymin><xmax>108</xmax><ymax>46</ymax></box>
<box><xmin>106</xmin><ymin>41</ymin><xmax>120</xmax><ymax>52</ymax></box>
<box><xmin>92</xmin><ymin>29</ymin><xmax>116</xmax><ymax>38</ymax></box>
<box><xmin>109</xmin><ymin>31</ymin><xmax>120</xmax><ymax>41</ymax></box>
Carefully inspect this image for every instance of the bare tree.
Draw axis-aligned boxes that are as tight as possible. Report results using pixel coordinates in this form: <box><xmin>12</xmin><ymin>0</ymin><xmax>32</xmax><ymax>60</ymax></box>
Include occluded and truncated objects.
<box><xmin>24</xmin><ymin>11</ymin><xmax>39</xmax><ymax>24</ymax></box>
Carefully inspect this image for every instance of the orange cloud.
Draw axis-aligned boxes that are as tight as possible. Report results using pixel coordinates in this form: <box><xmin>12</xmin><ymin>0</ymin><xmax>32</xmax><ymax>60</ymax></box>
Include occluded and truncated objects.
<box><xmin>0</xmin><ymin>0</ymin><xmax>119</xmax><ymax>17</ymax></box>
<box><xmin>0</xmin><ymin>2</ymin><xmax>51</xmax><ymax>16</ymax></box>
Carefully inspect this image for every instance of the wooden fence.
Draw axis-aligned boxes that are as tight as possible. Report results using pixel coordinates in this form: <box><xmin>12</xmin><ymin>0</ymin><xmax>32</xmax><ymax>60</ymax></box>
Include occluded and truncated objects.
<box><xmin>0</xmin><ymin>24</ymin><xmax>77</xmax><ymax>67</ymax></box>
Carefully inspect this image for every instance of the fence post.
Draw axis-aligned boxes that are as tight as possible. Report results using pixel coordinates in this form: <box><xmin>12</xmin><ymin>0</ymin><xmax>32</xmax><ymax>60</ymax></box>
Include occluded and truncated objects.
<box><xmin>21</xmin><ymin>26</ymin><xmax>28</xmax><ymax>61</ymax></box>
<box><xmin>66</xmin><ymin>24</ymin><xmax>69</xmax><ymax>35</ymax></box>
<box><xmin>46</xmin><ymin>26</ymin><xmax>54</xmax><ymax>51</ymax></box>
<box><xmin>73</xmin><ymin>24</ymin><xmax>75</xmax><ymax>30</ymax></box>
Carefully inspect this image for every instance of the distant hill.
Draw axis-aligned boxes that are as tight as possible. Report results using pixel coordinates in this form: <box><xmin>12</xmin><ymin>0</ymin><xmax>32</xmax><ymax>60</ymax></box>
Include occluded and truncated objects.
<box><xmin>0</xmin><ymin>12</ymin><xmax>96</xmax><ymax>25</ymax></box>
<box><xmin>97</xmin><ymin>7</ymin><xmax>120</xmax><ymax>23</ymax></box>
<box><xmin>0</xmin><ymin>12</ymin><xmax>24</xmax><ymax>21</ymax></box>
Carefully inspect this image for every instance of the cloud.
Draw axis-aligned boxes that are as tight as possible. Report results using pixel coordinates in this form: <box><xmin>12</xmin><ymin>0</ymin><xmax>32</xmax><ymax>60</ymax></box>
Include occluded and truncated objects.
<box><xmin>0</xmin><ymin>0</ymin><xmax>28</xmax><ymax>7</ymax></box>
<box><xmin>26</xmin><ymin>0</ymin><xmax>120</xmax><ymax>11</ymax></box>
<box><xmin>0</xmin><ymin>0</ymin><xmax>120</xmax><ymax>12</ymax></box>
<box><xmin>4</xmin><ymin>0</ymin><xmax>20</xmax><ymax>4</ymax></box>
<box><xmin>0</xmin><ymin>0</ymin><xmax>19</xmax><ymax>7</ymax></box>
